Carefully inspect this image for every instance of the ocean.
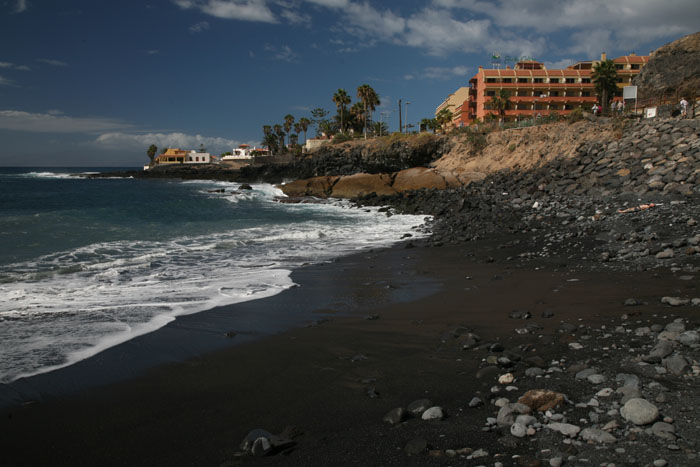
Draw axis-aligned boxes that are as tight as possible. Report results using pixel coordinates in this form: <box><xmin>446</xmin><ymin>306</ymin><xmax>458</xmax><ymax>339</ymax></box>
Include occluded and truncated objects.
<box><xmin>0</xmin><ymin>167</ymin><xmax>429</xmax><ymax>384</ymax></box>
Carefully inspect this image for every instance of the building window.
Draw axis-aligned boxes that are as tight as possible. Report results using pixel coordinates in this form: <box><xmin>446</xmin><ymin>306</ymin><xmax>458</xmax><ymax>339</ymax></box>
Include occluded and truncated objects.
<box><xmin>551</xmin><ymin>91</ymin><xmax>559</xmax><ymax>97</ymax></box>
<box><xmin>582</xmin><ymin>91</ymin><xmax>590</xmax><ymax>97</ymax></box>
<box><xmin>566</xmin><ymin>78</ymin><xmax>576</xmax><ymax>83</ymax></box>
<box><xmin>502</xmin><ymin>78</ymin><xmax>513</xmax><ymax>83</ymax></box>
<box><xmin>631</xmin><ymin>64</ymin><xmax>640</xmax><ymax>70</ymax></box>
<box><xmin>564</xmin><ymin>104</ymin><xmax>572</xmax><ymax>110</ymax></box>
<box><xmin>486</xmin><ymin>78</ymin><xmax>497</xmax><ymax>83</ymax></box>
<box><xmin>534</xmin><ymin>78</ymin><xmax>544</xmax><ymax>83</ymax></box>
<box><xmin>486</xmin><ymin>90</ymin><xmax>496</xmax><ymax>96</ymax></box>
<box><xmin>549</xmin><ymin>78</ymin><xmax>560</xmax><ymax>83</ymax></box>
<box><xmin>582</xmin><ymin>78</ymin><xmax>591</xmax><ymax>83</ymax></box>
<box><xmin>615</xmin><ymin>64</ymin><xmax>623</xmax><ymax>70</ymax></box>
<box><xmin>518</xmin><ymin>78</ymin><xmax>528</xmax><ymax>83</ymax></box>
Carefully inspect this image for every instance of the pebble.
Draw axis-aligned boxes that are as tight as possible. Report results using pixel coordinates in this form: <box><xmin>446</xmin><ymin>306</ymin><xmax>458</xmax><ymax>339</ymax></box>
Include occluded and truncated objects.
<box><xmin>620</xmin><ymin>398</ymin><xmax>659</xmax><ymax>425</ymax></box>
<box><xmin>510</xmin><ymin>422</ymin><xmax>527</xmax><ymax>438</ymax></box>
<box><xmin>421</xmin><ymin>406</ymin><xmax>444</xmax><ymax>421</ymax></box>
<box><xmin>498</xmin><ymin>373</ymin><xmax>515</xmax><ymax>384</ymax></box>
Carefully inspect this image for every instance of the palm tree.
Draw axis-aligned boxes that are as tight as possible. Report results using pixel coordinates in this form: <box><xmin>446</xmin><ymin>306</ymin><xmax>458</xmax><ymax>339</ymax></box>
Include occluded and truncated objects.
<box><xmin>298</xmin><ymin>117</ymin><xmax>311</xmax><ymax>143</ymax></box>
<box><xmin>357</xmin><ymin>84</ymin><xmax>380</xmax><ymax>139</ymax></box>
<box><xmin>436</xmin><ymin>108</ymin><xmax>453</xmax><ymax>133</ymax></box>
<box><xmin>489</xmin><ymin>89</ymin><xmax>511</xmax><ymax>123</ymax></box>
<box><xmin>262</xmin><ymin>132</ymin><xmax>279</xmax><ymax>155</ymax></box>
<box><xmin>332</xmin><ymin>89</ymin><xmax>351</xmax><ymax>134</ymax></box>
<box><xmin>349</xmin><ymin>102</ymin><xmax>365</xmax><ymax>134</ymax></box>
<box><xmin>592</xmin><ymin>59</ymin><xmax>618</xmax><ymax>114</ymax></box>
<box><xmin>283</xmin><ymin>114</ymin><xmax>295</xmax><ymax>147</ymax></box>
<box><xmin>273</xmin><ymin>124</ymin><xmax>285</xmax><ymax>151</ymax></box>
<box><xmin>371</xmin><ymin>121</ymin><xmax>388</xmax><ymax>136</ymax></box>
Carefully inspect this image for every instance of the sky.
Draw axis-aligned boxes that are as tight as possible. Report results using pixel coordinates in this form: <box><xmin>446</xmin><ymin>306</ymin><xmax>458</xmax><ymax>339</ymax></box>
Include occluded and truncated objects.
<box><xmin>1</xmin><ymin>0</ymin><xmax>699</xmax><ymax>167</ymax></box>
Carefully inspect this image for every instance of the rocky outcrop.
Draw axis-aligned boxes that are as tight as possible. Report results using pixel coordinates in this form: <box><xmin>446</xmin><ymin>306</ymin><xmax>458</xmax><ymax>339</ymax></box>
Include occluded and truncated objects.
<box><xmin>634</xmin><ymin>31</ymin><xmax>700</xmax><ymax>100</ymax></box>
<box><xmin>330</xmin><ymin>173</ymin><xmax>397</xmax><ymax>198</ymax></box>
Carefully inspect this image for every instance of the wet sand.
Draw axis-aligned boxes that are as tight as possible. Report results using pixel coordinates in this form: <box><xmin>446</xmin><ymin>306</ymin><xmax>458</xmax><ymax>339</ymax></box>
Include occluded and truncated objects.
<box><xmin>2</xmin><ymin>239</ymin><xmax>697</xmax><ymax>466</ymax></box>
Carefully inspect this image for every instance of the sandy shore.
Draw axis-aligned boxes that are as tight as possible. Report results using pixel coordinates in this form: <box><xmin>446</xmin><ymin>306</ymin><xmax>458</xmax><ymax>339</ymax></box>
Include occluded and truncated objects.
<box><xmin>2</xmin><ymin>237</ymin><xmax>699</xmax><ymax>466</ymax></box>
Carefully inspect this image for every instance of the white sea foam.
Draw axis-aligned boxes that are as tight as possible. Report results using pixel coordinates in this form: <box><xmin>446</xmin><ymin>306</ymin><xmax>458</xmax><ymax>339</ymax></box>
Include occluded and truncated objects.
<box><xmin>0</xmin><ymin>182</ymin><xmax>430</xmax><ymax>383</ymax></box>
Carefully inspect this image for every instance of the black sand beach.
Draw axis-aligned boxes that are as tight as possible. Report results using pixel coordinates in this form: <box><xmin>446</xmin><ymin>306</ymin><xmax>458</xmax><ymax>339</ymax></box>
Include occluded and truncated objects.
<box><xmin>3</xmin><ymin>235</ymin><xmax>700</xmax><ymax>467</ymax></box>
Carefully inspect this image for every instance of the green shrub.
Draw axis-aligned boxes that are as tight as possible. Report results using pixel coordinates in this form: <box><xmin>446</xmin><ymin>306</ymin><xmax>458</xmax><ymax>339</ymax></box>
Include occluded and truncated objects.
<box><xmin>332</xmin><ymin>133</ymin><xmax>352</xmax><ymax>144</ymax></box>
<box><xmin>508</xmin><ymin>143</ymin><xmax>516</xmax><ymax>152</ymax></box>
<box><xmin>567</xmin><ymin>107</ymin><xmax>584</xmax><ymax>124</ymax></box>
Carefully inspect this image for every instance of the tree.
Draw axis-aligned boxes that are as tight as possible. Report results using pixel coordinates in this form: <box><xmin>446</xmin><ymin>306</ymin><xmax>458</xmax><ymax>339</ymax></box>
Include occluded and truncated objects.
<box><xmin>273</xmin><ymin>124</ymin><xmax>286</xmax><ymax>152</ymax></box>
<box><xmin>592</xmin><ymin>59</ymin><xmax>618</xmax><ymax>113</ymax></box>
<box><xmin>160</xmin><ymin>147</ymin><xmax>168</xmax><ymax>154</ymax></box>
<box><xmin>488</xmin><ymin>89</ymin><xmax>511</xmax><ymax>122</ymax></box>
<box><xmin>371</xmin><ymin>121</ymin><xmax>388</xmax><ymax>136</ymax></box>
<box><xmin>298</xmin><ymin>117</ymin><xmax>311</xmax><ymax>143</ymax></box>
<box><xmin>318</xmin><ymin>120</ymin><xmax>338</xmax><ymax>137</ymax></box>
<box><xmin>349</xmin><ymin>102</ymin><xmax>365</xmax><ymax>134</ymax></box>
<box><xmin>262</xmin><ymin>133</ymin><xmax>279</xmax><ymax>155</ymax></box>
<box><xmin>435</xmin><ymin>108</ymin><xmax>453</xmax><ymax>132</ymax></box>
<box><xmin>332</xmin><ymin>89</ymin><xmax>351</xmax><ymax>134</ymax></box>
<box><xmin>147</xmin><ymin>144</ymin><xmax>158</xmax><ymax>165</ymax></box>
<box><xmin>283</xmin><ymin>114</ymin><xmax>295</xmax><ymax>147</ymax></box>
<box><xmin>310</xmin><ymin>108</ymin><xmax>330</xmax><ymax>137</ymax></box>
<box><xmin>357</xmin><ymin>84</ymin><xmax>380</xmax><ymax>139</ymax></box>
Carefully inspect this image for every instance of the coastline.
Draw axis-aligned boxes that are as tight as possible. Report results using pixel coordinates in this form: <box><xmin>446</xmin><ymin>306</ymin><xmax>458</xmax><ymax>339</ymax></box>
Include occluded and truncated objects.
<box><xmin>3</xmin><ymin>235</ymin><xmax>700</xmax><ymax>466</ymax></box>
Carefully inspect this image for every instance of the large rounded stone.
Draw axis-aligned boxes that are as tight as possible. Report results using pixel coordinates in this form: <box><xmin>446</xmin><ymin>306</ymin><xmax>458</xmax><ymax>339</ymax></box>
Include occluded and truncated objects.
<box><xmin>518</xmin><ymin>389</ymin><xmax>565</xmax><ymax>411</ymax></box>
<box><xmin>383</xmin><ymin>407</ymin><xmax>407</xmax><ymax>425</ymax></box>
<box><xmin>421</xmin><ymin>406</ymin><xmax>445</xmax><ymax>421</ymax></box>
<box><xmin>620</xmin><ymin>398</ymin><xmax>659</xmax><ymax>425</ymax></box>
<box><xmin>407</xmin><ymin>399</ymin><xmax>432</xmax><ymax>416</ymax></box>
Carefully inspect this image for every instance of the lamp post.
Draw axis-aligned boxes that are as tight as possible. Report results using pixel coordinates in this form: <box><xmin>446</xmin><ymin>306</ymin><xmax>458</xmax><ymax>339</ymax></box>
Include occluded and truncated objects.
<box><xmin>404</xmin><ymin>102</ymin><xmax>411</xmax><ymax>133</ymax></box>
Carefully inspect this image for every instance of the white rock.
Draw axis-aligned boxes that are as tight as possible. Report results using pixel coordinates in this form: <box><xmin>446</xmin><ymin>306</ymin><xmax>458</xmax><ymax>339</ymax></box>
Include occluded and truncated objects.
<box><xmin>498</xmin><ymin>373</ymin><xmax>515</xmax><ymax>384</ymax></box>
<box><xmin>620</xmin><ymin>398</ymin><xmax>659</xmax><ymax>425</ymax></box>
<box><xmin>510</xmin><ymin>422</ymin><xmax>527</xmax><ymax>438</ymax></box>
<box><xmin>568</xmin><ymin>343</ymin><xmax>584</xmax><ymax>350</ymax></box>
<box><xmin>546</xmin><ymin>422</ymin><xmax>581</xmax><ymax>437</ymax></box>
<box><xmin>596</xmin><ymin>388</ymin><xmax>614</xmax><ymax>397</ymax></box>
<box><xmin>580</xmin><ymin>427</ymin><xmax>617</xmax><ymax>444</ymax></box>
<box><xmin>421</xmin><ymin>406</ymin><xmax>444</xmax><ymax>421</ymax></box>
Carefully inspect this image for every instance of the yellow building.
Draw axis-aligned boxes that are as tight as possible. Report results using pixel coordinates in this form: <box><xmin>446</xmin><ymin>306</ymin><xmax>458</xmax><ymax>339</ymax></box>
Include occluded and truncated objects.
<box><xmin>435</xmin><ymin>87</ymin><xmax>471</xmax><ymax>121</ymax></box>
<box><xmin>155</xmin><ymin>148</ymin><xmax>188</xmax><ymax>164</ymax></box>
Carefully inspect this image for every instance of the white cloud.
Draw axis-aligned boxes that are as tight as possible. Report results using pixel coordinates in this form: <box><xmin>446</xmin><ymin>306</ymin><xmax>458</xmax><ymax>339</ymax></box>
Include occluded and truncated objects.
<box><xmin>405</xmin><ymin>65</ymin><xmax>470</xmax><ymax>80</ymax></box>
<box><xmin>280</xmin><ymin>8</ymin><xmax>310</xmax><ymax>25</ymax></box>
<box><xmin>14</xmin><ymin>0</ymin><xmax>28</xmax><ymax>13</ymax></box>
<box><xmin>174</xmin><ymin>0</ymin><xmax>278</xmax><ymax>23</ymax></box>
<box><xmin>304</xmin><ymin>0</ymin><xmax>348</xmax><ymax>8</ymax></box>
<box><xmin>94</xmin><ymin>132</ymin><xmax>240</xmax><ymax>153</ymax></box>
<box><xmin>189</xmin><ymin>20</ymin><xmax>210</xmax><ymax>32</ymax></box>
<box><xmin>264</xmin><ymin>44</ymin><xmax>299</xmax><ymax>62</ymax></box>
<box><xmin>404</xmin><ymin>9</ymin><xmax>490</xmax><ymax>55</ymax></box>
<box><xmin>0</xmin><ymin>61</ymin><xmax>30</xmax><ymax>71</ymax></box>
<box><xmin>0</xmin><ymin>110</ymin><xmax>131</xmax><ymax>133</ymax></box>
<box><xmin>36</xmin><ymin>58</ymin><xmax>68</xmax><ymax>67</ymax></box>
<box><xmin>544</xmin><ymin>58</ymin><xmax>577</xmax><ymax>70</ymax></box>
<box><xmin>0</xmin><ymin>76</ymin><xmax>16</xmax><ymax>86</ymax></box>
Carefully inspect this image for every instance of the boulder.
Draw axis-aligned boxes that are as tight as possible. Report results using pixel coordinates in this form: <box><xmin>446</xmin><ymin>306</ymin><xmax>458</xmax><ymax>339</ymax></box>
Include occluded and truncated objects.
<box><xmin>518</xmin><ymin>389</ymin><xmax>565</xmax><ymax>412</ymax></box>
<box><xmin>330</xmin><ymin>173</ymin><xmax>396</xmax><ymax>198</ymax></box>
<box><xmin>279</xmin><ymin>176</ymin><xmax>338</xmax><ymax>198</ymax></box>
<box><xmin>620</xmin><ymin>398</ymin><xmax>659</xmax><ymax>425</ymax></box>
<box><xmin>392</xmin><ymin>167</ymin><xmax>448</xmax><ymax>192</ymax></box>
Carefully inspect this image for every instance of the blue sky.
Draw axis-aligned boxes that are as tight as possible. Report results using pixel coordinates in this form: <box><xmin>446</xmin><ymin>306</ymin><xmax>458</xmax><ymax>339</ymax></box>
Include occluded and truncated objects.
<box><xmin>1</xmin><ymin>0</ymin><xmax>698</xmax><ymax>166</ymax></box>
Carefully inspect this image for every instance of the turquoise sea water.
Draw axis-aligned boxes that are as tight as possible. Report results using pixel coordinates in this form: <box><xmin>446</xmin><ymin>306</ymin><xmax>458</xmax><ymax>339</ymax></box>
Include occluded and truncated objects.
<box><xmin>0</xmin><ymin>167</ymin><xmax>429</xmax><ymax>383</ymax></box>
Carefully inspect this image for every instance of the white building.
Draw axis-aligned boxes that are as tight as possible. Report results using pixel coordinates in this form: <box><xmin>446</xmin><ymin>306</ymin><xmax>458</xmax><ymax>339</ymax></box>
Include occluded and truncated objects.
<box><xmin>186</xmin><ymin>150</ymin><xmax>211</xmax><ymax>163</ymax></box>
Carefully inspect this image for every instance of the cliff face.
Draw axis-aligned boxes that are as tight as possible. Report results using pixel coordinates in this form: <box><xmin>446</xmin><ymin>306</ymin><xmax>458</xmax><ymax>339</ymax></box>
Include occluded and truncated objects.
<box><xmin>633</xmin><ymin>31</ymin><xmax>700</xmax><ymax>99</ymax></box>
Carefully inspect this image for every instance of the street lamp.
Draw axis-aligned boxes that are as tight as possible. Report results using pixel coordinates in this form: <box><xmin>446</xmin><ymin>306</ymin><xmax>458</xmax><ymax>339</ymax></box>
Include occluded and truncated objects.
<box><xmin>404</xmin><ymin>102</ymin><xmax>411</xmax><ymax>133</ymax></box>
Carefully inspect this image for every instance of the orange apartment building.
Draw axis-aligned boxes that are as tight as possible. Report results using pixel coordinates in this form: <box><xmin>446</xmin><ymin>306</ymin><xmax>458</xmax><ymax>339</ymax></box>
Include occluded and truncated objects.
<box><xmin>443</xmin><ymin>53</ymin><xmax>649</xmax><ymax>126</ymax></box>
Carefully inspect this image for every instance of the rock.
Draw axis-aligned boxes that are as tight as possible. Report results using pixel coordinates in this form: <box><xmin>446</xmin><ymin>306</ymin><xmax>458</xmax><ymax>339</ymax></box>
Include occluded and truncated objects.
<box><xmin>620</xmin><ymin>398</ymin><xmax>659</xmax><ymax>425</ymax></box>
<box><xmin>279</xmin><ymin>176</ymin><xmax>338</xmax><ymax>197</ymax></box>
<box><xmin>393</xmin><ymin>167</ymin><xmax>449</xmax><ymax>192</ymax></box>
<box><xmin>383</xmin><ymin>407</ymin><xmax>407</xmax><ymax>425</ymax></box>
<box><xmin>518</xmin><ymin>389</ymin><xmax>565</xmax><ymax>412</ymax></box>
<box><xmin>421</xmin><ymin>406</ymin><xmax>445</xmax><ymax>421</ymax></box>
<box><xmin>498</xmin><ymin>373</ymin><xmax>515</xmax><ymax>384</ymax></box>
<box><xmin>580</xmin><ymin>428</ymin><xmax>617</xmax><ymax>444</ymax></box>
<box><xmin>661</xmin><ymin>296</ymin><xmax>689</xmax><ymax>306</ymax></box>
<box><xmin>331</xmin><ymin>173</ymin><xmax>396</xmax><ymax>198</ymax></box>
<box><xmin>549</xmin><ymin>457</ymin><xmax>563</xmax><ymax>467</ymax></box>
<box><xmin>525</xmin><ymin>367</ymin><xmax>545</xmax><ymax>377</ymax></box>
<box><xmin>497</xmin><ymin>403</ymin><xmax>531</xmax><ymax>426</ymax></box>
<box><xmin>587</xmin><ymin>374</ymin><xmax>606</xmax><ymax>384</ymax></box>
<box><xmin>240</xmin><ymin>429</ymin><xmax>294</xmax><ymax>457</ymax></box>
<box><xmin>407</xmin><ymin>399</ymin><xmax>432</xmax><ymax>416</ymax></box>
<box><xmin>575</xmin><ymin>368</ymin><xmax>597</xmax><ymax>380</ymax></box>
<box><xmin>617</xmin><ymin>386</ymin><xmax>643</xmax><ymax>404</ymax></box>
<box><xmin>655</xmin><ymin>249</ymin><xmax>674</xmax><ymax>259</ymax></box>
<box><xmin>469</xmin><ymin>397</ymin><xmax>483</xmax><ymax>407</ymax></box>
<box><xmin>510</xmin><ymin>422</ymin><xmax>527</xmax><ymax>438</ymax></box>
<box><xmin>679</xmin><ymin>330</ymin><xmax>700</xmax><ymax>346</ymax></box>
<box><xmin>643</xmin><ymin>340</ymin><xmax>675</xmax><ymax>363</ymax></box>
<box><xmin>546</xmin><ymin>422</ymin><xmax>581</xmax><ymax>437</ymax></box>
<box><xmin>404</xmin><ymin>438</ymin><xmax>428</xmax><ymax>455</ymax></box>
<box><xmin>239</xmin><ymin>183</ymin><xmax>253</xmax><ymax>190</ymax></box>
<box><xmin>665</xmin><ymin>320</ymin><xmax>686</xmax><ymax>333</ymax></box>
<box><xmin>651</xmin><ymin>421</ymin><xmax>676</xmax><ymax>441</ymax></box>
<box><xmin>662</xmin><ymin>354</ymin><xmax>688</xmax><ymax>375</ymax></box>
